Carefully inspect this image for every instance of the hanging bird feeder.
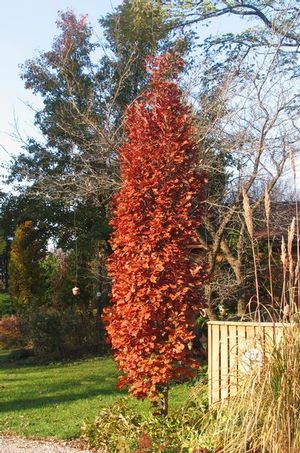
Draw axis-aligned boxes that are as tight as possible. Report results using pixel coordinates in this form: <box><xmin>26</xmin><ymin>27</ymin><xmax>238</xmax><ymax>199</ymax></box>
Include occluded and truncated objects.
<box><xmin>72</xmin><ymin>286</ymin><xmax>80</xmax><ymax>296</ymax></box>
<box><xmin>71</xmin><ymin>205</ymin><xmax>80</xmax><ymax>297</ymax></box>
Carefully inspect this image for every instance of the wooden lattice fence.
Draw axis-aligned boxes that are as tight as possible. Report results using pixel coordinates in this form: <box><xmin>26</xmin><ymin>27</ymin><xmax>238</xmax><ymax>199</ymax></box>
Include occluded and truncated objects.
<box><xmin>208</xmin><ymin>321</ymin><xmax>285</xmax><ymax>405</ymax></box>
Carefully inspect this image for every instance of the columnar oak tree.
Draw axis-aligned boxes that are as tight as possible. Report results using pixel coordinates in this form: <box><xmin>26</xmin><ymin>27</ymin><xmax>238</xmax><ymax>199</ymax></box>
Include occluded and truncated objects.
<box><xmin>104</xmin><ymin>53</ymin><xmax>207</xmax><ymax>413</ymax></box>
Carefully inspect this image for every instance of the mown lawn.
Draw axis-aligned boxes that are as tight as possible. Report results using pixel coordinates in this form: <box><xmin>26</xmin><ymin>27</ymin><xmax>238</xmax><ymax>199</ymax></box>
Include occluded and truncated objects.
<box><xmin>0</xmin><ymin>351</ymin><xmax>190</xmax><ymax>439</ymax></box>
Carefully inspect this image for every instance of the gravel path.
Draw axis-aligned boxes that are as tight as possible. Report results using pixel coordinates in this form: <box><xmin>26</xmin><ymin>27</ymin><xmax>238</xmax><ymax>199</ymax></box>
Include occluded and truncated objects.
<box><xmin>0</xmin><ymin>435</ymin><xmax>94</xmax><ymax>453</ymax></box>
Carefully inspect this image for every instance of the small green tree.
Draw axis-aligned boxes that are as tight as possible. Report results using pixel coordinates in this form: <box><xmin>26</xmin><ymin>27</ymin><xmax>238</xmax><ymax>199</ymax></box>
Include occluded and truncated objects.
<box><xmin>9</xmin><ymin>220</ymin><xmax>46</xmax><ymax>307</ymax></box>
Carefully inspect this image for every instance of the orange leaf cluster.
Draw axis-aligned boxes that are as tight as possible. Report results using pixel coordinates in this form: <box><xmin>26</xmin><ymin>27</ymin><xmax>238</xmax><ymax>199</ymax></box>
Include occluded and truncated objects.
<box><xmin>104</xmin><ymin>52</ymin><xmax>207</xmax><ymax>400</ymax></box>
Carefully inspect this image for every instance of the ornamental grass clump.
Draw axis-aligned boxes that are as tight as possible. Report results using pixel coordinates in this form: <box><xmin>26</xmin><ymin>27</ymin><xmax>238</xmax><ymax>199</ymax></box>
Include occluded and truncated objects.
<box><xmin>198</xmin><ymin>325</ymin><xmax>300</xmax><ymax>452</ymax></box>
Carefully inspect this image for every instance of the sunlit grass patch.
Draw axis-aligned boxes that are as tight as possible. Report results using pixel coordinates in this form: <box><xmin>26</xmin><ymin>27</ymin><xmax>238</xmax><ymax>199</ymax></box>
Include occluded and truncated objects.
<box><xmin>0</xmin><ymin>352</ymin><xmax>190</xmax><ymax>439</ymax></box>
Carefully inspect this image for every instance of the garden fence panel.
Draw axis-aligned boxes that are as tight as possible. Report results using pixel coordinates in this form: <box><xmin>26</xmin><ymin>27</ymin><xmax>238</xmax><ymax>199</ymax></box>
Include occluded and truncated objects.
<box><xmin>208</xmin><ymin>321</ymin><xmax>284</xmax><ymax>405</ymax></box>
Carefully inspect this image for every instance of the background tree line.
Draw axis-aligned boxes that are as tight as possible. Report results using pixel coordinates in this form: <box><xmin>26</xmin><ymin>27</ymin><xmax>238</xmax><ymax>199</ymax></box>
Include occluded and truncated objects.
<box><xmin>1</xmin><ymin>0</ymin><xmax>300</xmax><ymax>357</ymax></box>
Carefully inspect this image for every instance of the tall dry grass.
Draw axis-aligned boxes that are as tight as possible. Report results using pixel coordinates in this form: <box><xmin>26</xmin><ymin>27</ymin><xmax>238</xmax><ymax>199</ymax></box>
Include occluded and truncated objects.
<box><xmin>243</xmin><ymin>183</ymin><xmax>299</xmax><ymax>321</ymax></box>
<box><xmin>197</xmin><ymin>325</ymin><xmax>300</xmax><ymax>452</ymax></box>
<box><xmin>243</xmin><ymin>188</ymin><xmax>261</xmax><ymax>320</ymax></box>
<box><xmin>198</xmin><ymin>177</ymin><xmax>300</xmax><ymax>450</ymax></box>
<box><xmin>264</xmin><ymin>187</ymin><xmax>274</xmax><ymax>309</ymax></box>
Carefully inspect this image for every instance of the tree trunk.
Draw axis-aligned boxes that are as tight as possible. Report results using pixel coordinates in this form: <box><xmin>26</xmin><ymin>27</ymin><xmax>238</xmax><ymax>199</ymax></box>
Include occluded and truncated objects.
<box><xmin>236</xmin><ymin>271</ymin><xmax>247</xmax><ymax>316</ymax></box>
<box><xmin>152</xmin><ymin>386</ymin><xmax>169</xmax><ymax>416</ymax></box>
<box><xmin>205</xmin><ymin>284</ymin><xmax>218</xmax><ymax>320</ymax></box>
<box><xmin>161</xmin><ymin>387</ymin><xmax>169</xmax><ymax>416</ymax></box>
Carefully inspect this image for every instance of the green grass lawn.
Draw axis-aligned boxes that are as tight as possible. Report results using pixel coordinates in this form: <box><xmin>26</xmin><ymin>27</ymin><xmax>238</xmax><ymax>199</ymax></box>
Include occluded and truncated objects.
<box><xmin>0</xmin><ymin>351</ymin><xmax>191</xmax><ymax>440</ymax></box>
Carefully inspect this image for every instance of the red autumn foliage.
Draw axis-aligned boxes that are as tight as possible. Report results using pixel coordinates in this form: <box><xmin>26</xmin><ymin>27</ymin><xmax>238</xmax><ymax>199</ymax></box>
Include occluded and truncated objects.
<box><xmin>104</xmin><ymin>52</ymin><xmax>207</xmax><ymax>400</ymax></box>
<box><xmin>0</xmin><ymin>316</ymin><xmax>25</xmax><ymax>349</ymax></box>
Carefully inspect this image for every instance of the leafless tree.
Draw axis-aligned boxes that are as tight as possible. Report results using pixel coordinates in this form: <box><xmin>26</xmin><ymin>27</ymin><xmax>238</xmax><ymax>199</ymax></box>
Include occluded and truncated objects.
<box><xmin>188</xmin><ymin>32</ymin><xmax>300</xmax><ymax>318</ymax></box>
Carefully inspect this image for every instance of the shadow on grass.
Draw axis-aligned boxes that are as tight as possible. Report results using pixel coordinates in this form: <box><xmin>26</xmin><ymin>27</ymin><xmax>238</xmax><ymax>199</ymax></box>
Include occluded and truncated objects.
<box><xmin>0</xmin><ymin>385</ymin><xmax>126</xmax><ymax>413</ymax></box>
<box><xmin>0</xmin><ymin>350</ymin><xmax>113</xmax><ymax>370</ymax></box>
<box><xmin>1</xmin><ymin>372</ymin><xmax>117</xmax><ymax>384</ymax></box>
<box><xmin>0</xmin><ymin>350</ymin><xmax>124</xmax><ymax>415</ymax></box>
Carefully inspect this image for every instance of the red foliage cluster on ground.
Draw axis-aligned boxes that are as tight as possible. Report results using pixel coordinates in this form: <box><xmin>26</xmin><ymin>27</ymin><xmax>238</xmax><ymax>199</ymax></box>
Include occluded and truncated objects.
<box><xmin>104</xmin><ymin>52</ymin><xmax>207</xmax><ymax>400</ymax></box>
<box><xmin>0</xmin><ymin>316</ymin><xmax>25</xmax><ymax>349</ymax></box>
